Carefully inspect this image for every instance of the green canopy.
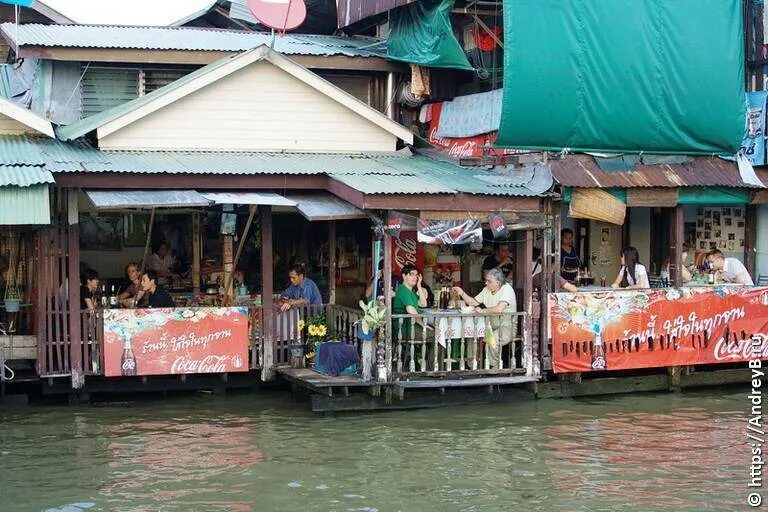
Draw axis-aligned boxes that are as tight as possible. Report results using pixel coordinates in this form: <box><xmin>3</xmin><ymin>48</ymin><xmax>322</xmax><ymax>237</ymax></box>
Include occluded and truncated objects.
<box><xmin>677</xmin><ymin>187</ymin><xmax>749</xmax><ymax>205</ymax></box>
<box><xmin>497</xmin><ymin>0</ymin><xmax>745</xmax><ymax>155</ymax></box>
<box><xmin>386</xmin><ymin>0</ymin><xmax>474</xmax><ymax>71</ymax></box>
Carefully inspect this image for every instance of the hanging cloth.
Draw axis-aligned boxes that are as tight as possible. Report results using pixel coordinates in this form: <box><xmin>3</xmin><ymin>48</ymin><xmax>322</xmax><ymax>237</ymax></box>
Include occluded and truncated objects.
<box><xmin>410</xmin><ymin>64</ymin><xmax>431</xmax><ymax>98</ymax></box>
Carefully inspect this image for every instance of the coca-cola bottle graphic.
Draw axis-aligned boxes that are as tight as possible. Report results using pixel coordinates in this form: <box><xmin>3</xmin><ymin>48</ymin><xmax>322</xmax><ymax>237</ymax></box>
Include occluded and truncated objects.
<box><xmin>120</xmin><ymin>337</ymin><xmax>137</xmax><ymax>376</ymax></box>
<box><xmin>591</xmin><ymin>332</ymin><xmax>607</xmax><ymax>370</ymax></box>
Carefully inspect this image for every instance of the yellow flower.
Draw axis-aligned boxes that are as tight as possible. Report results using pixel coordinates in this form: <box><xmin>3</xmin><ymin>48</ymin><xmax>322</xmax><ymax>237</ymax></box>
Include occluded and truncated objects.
<box><xmin>308</xmin><ymin>325</ymin><xmax>318</xmax><ymax>336</ymax></box>
<box><xmin>297</xmin><ymin>319</ymin><xmax>305</xmax><ymax>331</ymax></box>
<box><xmin>318</xmin><ymin>325</ymin><xmax>327</xmax><ymax>337</ymax></box>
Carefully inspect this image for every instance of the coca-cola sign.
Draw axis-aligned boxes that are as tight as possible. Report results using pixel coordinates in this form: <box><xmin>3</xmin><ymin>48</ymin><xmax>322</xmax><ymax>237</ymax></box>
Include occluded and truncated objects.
<box><xmin>103</xmin><ymin>307</ymin><xmax>249</xmax><ymax>377</ymax></box>
<box><xmin>391</xmin><ymin>231</ymin><xmax>424</xmax><ymax>275</ymax></box>
<box><xmin>549</xmin><ymin>286</ymin><xmax>768</xmax><ymax>373</ymax></box>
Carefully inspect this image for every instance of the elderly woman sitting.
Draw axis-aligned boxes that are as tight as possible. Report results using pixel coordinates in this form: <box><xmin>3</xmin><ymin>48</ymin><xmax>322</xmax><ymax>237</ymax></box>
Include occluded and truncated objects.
<box><xmin>452</xmin><ymin>268</ymin><xmax>517</xmax><ymax>369</ymax></box>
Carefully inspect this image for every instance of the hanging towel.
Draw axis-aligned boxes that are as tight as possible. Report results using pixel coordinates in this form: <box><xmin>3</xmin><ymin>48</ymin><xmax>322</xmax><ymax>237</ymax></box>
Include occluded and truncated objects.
<box><xmin>410</xmin><ymin>64</ymin><xmax>431</xmax><ymax>98</ymax></box>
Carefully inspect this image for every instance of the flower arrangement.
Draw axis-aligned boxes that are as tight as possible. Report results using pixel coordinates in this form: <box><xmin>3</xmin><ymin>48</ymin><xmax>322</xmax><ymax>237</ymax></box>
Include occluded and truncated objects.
<box><xmin>298</xmin><ymin>312</ymin><xmax>328</xmax><ymax>359</ymax></box>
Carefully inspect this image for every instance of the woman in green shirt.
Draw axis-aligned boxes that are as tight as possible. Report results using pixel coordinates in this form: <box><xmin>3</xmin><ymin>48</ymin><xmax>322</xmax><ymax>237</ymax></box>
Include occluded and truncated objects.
<box><xmin>392</xmin><ymin>263</ymin><xmax>427</xmax><ymax>340</ymax></box>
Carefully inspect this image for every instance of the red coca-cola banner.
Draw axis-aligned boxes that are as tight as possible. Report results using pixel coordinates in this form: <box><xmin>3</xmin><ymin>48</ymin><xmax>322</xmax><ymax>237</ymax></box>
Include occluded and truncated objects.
<box><xmin>549</xmin><ymin>286</ymin><xmax>768</xmax><ymax>373</ymax></box>
<box><xmin>103</xmin><ymin>307</ymin><xmax>250</xmax><ymax>377</ymax></box>
<box><xmin>428</xmin><ymin>103</ymin><xmax>534</xmax><ymax>158</ymax></box>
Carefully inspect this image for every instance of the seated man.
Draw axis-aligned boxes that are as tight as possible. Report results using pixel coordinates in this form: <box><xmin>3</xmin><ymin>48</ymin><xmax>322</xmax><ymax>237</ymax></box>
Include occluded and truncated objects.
<box><xmin>707</xmin><ymin>249</ymin><xmax>754</xmax><ymax>285</ymax></box>
<box><xmin>136</xmin><ymin>270</ymin><xmax>175</xmax><ymax>308</ymax></box>
<box><xmin>280</xmin><ymin>263</ymin><xmax>322</xmax><ymax>311</ymax></box>
<box><xmin>483</xmin><ymin>242</ymin><xmax>514</xmax><ymax>279</ymax></box>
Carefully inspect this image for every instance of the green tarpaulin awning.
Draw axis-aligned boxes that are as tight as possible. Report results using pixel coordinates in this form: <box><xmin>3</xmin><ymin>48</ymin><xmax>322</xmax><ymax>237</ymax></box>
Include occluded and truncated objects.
<box><xmin>386</xmin><ymin>0</ymin><xmax>473</xmax><ymax>70</ymax></box>
<box><xmin>677</xmin><ymin>187</ymin><xmax>750</xmax><ymax>205</ymax></box>
<box><xmin>497</xmin><ymin>0</ymin><xmax>745</xmax><ymax>155</ymax></box>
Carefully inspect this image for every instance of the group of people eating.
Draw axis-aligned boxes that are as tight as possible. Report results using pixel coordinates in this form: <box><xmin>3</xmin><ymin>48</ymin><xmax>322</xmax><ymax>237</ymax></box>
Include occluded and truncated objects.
<box><xmin>559</xmin><ymin>228</ymin><xmax>755</xmax><ymax>288</ymax></box>
<box><xmin>80</xmin><ymin>264</ymin><xmax>175</xmax><ymax>311</ymax></box>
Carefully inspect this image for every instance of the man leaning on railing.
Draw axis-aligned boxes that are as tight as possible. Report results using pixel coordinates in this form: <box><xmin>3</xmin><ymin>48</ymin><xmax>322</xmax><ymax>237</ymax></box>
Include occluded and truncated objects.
<box><xmin>452</xmin><ymin>268</ymin><xmax>516</xmax><ymax>369</ymax></box>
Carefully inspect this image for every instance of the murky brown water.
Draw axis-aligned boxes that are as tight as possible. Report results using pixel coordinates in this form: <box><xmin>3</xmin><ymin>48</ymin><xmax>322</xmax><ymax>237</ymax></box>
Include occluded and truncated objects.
<box><xmin>0</xmin><ymin>389</ymin><xmax>752</xmax><ymax>511</ymax></box>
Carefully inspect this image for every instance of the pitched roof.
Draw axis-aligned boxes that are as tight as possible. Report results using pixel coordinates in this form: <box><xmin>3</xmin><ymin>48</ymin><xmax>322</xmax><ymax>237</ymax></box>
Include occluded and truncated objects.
<box><xmin>56</xmin><ymin>45</ymin><xmax>413</xmax><ymax>145</ymax></box>
<box><xmin>0</xmin><ymin>23</ymin><xmax>386</xmax><ymax>57</ymax></box>
<box><xmin>0</xmin><ymin>95</ymin><xmax>54</xmax><ymax>137</ymax></box>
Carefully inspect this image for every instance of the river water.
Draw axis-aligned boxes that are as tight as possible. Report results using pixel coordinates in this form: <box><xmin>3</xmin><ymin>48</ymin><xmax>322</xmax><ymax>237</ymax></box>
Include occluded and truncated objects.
<box><xmin>0</xmin><ymin>389</ymin><xmax>752</xmax><ymax>511</ymax></box>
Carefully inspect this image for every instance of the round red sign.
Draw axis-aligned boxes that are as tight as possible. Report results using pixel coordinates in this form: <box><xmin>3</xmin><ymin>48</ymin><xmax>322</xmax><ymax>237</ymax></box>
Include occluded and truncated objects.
<box><xmin>247</xmin><ymin>0</ymin><xmax>307</xmax><ymax>32</ymax></box>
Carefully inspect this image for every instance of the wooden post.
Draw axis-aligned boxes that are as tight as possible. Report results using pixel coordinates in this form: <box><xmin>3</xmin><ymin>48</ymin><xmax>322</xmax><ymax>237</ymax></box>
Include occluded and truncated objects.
<box><xmin>260</xmin><ymin>206</ymin><xmax>275</xmax><ymax>381</ymax></box>
<box><xmin>192</xmin><ymin>212</ymin><xmax>201</xmax><ymax>294</ymax></box>
<box><xmin>745</xmin><ymin>205</ymin><xmax>758</xmax><ymax>278</ymax></box>
<box><xmin>522</xmin><ymin>230</ymin><xmax>534</xmax><ymax>375</ymax></box>
<box><xmin>225</xmin><ymin>205</ymin><xmax>256</xmax><ymax>298</ymax></box>
<box><xmin>328</xmin><ymin>220</ymin><xmax>336</xmax><ymax>305</ymax></box>
<box><xmin>139</xmin><ymin>207</ymin><xmax>156</xmax><ymax>274</ymax></box>
<box><xmin>222</xmin><ymin>234</ymin><xmax>233</xmax><ymax>301</ymax></box>
<box><xmin>66</xmin><ymin>189</ymin><xmax>83</xmax><ymax>389</ymax></box>
<box><xmin>383</xmin><ymin>232</ymin><xmax>393</xmax><ymax>382</ymax></box>
<box><xmin>672</xmin><ymin>205</ymin><xmax>684</xmax><ymax>287</ymax></box>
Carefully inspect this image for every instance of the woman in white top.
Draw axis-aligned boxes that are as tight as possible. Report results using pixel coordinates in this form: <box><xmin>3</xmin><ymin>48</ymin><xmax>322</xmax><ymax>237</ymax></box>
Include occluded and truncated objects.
<box><xmin>611</xmin><ymin>246</ymin><xmax>650</xmax><ymax>289</ymax></box>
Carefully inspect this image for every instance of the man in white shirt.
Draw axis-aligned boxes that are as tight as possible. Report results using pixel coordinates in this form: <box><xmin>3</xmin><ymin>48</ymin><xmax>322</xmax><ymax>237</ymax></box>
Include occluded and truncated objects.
<box><xmin>707</xmin><ymin>250</ymin><xmax>754</xmax><ymax>285</ymax></box>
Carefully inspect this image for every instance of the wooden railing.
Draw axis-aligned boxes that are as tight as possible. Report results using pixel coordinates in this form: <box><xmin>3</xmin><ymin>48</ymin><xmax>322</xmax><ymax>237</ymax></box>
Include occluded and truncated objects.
<box><xmin>389</xmin><ymin>311</ymin><xmax>531</xmax><ymax>379</ymax></box>
<box><xmin>264</xmin><ymin>303</ymin><xmax>364</xmax><ymax>367</ymax></box>
<box><xmin>80</xmin><ymin>309</ymin><xmax>104</xmax><ymax>376</ymax></box>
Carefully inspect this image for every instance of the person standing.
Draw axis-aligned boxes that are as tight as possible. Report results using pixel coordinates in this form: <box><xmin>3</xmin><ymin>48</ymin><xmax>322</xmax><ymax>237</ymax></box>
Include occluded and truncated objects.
<box><xmin>482</xmin><ymin>242</ymin><xmax>514</xmax><ymax>279</ymax></box>
<box><xmin>706</xmin><ymin>250</ymin><xmax>754</xmax><ymax>285</ymax></box>
<box><xmin>392</xmin><ymin>263</ymin><xmax>427</xmax><ymax>343</ymax></box>
<box><xmin>560</xmin><ymin>228</ymin><xmax>581</xmax><ymax>282</ymax></box>
<box><xmin>280</xmin><ymin>263</ymin><xmax>322</xmax><ymax>311</ymax></box>
<box><xmin>611</xmin><ymin>247</ymin><xmax>650</xmax><ymax>289</ymax></box>
<box><xmin>145</xmin><ymin>242</ymin><xmax>177</xmax><ymax>286</ymax></box>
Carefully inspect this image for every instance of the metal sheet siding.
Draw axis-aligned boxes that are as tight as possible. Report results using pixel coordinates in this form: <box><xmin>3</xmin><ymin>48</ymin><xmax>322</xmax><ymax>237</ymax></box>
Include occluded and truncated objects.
<box><xmin>0</xmin><ymin>164</ymin><xmax>53</xmax><ymax>186</ymax></box>
<box><xmin>0</xmin><ymin>184</ymin><xmax>50</xmax><ymax>224</ymax></box>
<box><xmin>0</xmin><ymin>23</ymin><xmax>386</xmax><ymax>57</ymax></box>
<box><xmin>550</xmin><ymin>154</ymin><xmax>768</xmax><ymax>188</ymax></box>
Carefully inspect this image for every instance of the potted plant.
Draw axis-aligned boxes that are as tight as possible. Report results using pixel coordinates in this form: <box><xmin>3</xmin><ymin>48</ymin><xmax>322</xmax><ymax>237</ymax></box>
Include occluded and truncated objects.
<box><xmin>357</xmin><ymin>300</ymin><xmax>386</xmax><ymax>341</ymax></box>
<box><xmin>3</xmin><ymin>284</ymin><xmax>20</xmax><ymax>313</ymax></box>
<box><xmin>357</xmin><ymin>300</ymin><xmax>387</xmax><ymax>381</ymax></box>
<box><xmin>301</xmin><ymin>313</ymin><xmax>329</xmax><ymax>364</ymax></box>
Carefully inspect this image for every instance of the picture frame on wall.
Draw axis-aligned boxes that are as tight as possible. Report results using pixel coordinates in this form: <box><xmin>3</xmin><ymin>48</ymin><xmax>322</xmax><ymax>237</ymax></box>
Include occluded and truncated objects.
<box><xmin>80</xmin><ymin>215</ymin><xmax>123</xmax><ymax>251</ymax></box>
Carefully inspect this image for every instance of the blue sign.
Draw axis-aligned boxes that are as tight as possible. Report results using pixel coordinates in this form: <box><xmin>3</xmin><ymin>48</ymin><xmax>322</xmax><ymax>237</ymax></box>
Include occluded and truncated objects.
<box><xmin>740</xmin><ymin>91</ymin><xmax>768</xmax><ymax>165</ymax></box>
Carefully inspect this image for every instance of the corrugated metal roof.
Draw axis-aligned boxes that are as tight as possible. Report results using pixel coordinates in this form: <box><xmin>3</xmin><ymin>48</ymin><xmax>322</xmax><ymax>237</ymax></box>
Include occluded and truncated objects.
<box><xmin>0</xmin><ymin>164</ymin><xmax>54</xmax><ymax>186</ymax></box>
<box><xmin>329</xmin><ymin>173</ymin><xmax>457</xmax><ymax>195</ymax></box>
<box><xmin>0</xmin><ymin>135</ymin><xmax>106</xmax><ymax>165</ymax></box>
<box><xmin>550</xmin><ymin>154</ymin><xmax>768</xmax><ymax>188</ymax></box>
<box><xmin>286</xmin><ymin>193</ymin><xmax>367</xmax><ymax>221</ymax></box>
<box><xmin>0</xmin><ymin>184</ymin><xmax>50</xmax><ymax>224</ymax></box>
<box><xmin>0</xmin><ymin>23</ymin><xmax>387</xmax><ymax>57</ymax></box>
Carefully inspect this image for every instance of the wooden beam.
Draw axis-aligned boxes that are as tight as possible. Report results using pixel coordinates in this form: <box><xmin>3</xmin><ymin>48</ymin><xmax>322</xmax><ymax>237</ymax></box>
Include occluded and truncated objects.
<box><xmin>225</xmin><ymin>205</ymin><xmax>257</xmax><ymax>298</ymax></box>
<box><xmin>66</xmin><ymin>190</ymin><xmax>83</xmax><ymax>389</ymax></box>
<box><xmin>363</xmin><ymin>194</ymin><xmax>543</xmax><ymax>212</ymax></box>
<box><xmin>328</xmin><ymin>220</ymin><xmax>337</xmax><ymax>304</ymax></box>
<box><xmin>19</xmin><ymin>46</ymin><xmax>407</xmax><ymax>71</ymax></box>
<box><xmin>54</xmin><ymin>173</ymin><xmax>329</xmax><ymax>189</ymax></box>
<box><xmin>260</xmin><ymin>205</ymin><xmax>275</xmax><ymax>381</ymax></box>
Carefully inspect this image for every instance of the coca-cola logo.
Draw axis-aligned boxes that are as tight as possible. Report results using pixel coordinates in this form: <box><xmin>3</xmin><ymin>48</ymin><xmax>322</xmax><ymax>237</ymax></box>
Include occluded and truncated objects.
<box><xmin>393</xmin><ymin>236</ymin><xmax>417</xmax><ymax>272</ymax></box>
<box><xmin>171</xmin><ymin>355</ymin><xmax>229</xmax><ymax>374</ymax></box>
<box><xmin>713</xmin><ymin>334</ymin><xmax>768</xmax><ymax>361</ymax></box>
<box><xmin>121</xmin><ymin>359</ymin><xmax>136</xmax><ymax>370</ymax></box>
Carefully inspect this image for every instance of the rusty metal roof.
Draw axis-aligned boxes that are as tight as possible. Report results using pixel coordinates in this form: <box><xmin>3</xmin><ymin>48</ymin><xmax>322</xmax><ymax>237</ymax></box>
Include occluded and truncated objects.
<box><xmin>549</xmin><ymin>154</ymin><xmax>768</xmax><ymax>188</ymax></box>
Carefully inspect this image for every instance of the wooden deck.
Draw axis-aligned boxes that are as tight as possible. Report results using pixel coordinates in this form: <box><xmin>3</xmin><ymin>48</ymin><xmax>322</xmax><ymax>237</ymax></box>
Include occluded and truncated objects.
<box><xmin>276</xmin><ymin>366</ymin><xmax>541</xmax><ymax>412</ymax></box>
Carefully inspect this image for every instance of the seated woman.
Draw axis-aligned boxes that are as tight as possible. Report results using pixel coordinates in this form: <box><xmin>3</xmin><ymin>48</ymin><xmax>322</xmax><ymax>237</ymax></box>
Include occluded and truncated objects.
<box><xmin>660</xmin><ymin>243</ymin><xmax>693</xmax><ymax>285</ymax></box>
<box><xmin>118</xmin><ymin>262</ymin><xmax>141</xmax><ymax>306</ymax></box>
<box><xmin>611</xmin><ymin>246</ymin><xmax>650</xmax><ymax>289</ymax></box>
<box><xmin>452</xmin><ymin>268</ymin><xmax>517</xmax><ymax>369</ymax></box>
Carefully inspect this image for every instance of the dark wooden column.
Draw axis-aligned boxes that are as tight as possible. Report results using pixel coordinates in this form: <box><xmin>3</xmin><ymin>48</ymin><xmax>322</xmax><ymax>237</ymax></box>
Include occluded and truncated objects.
<box><xmin>672</xmin><ymin>205</ymin><xmax>684</xmax><ymax>287</ymax></box>
<box><xmin>66</xmin><ymin>189</ymin><xmax>83</xmax><ymax>389</ymax></box>
<box><xmin>260</xmin><ymin>205</ymin><xmax>274</xmax><ymax>380</ymax></box>
<box><xmin>328</xmin><ymin>220</ymin><xmax>336</xmax><ymax>304</ymax></box>
<box><xmin>745</xmin><ymin>205</ymin><xmax>757</xmax><ymax>278</ymax></box>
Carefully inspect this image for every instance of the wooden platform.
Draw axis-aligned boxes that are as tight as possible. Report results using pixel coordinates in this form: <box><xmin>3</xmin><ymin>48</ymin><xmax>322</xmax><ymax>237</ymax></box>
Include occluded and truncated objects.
<box><xmin>276</xmin><ymin>366</ymin><xmax>542</xmax><ymax>412</ymax></box>
<box><xmin>0</xmin><ymin>335</ymin><xmax>36</xmax><ymax>360</ymax></box>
